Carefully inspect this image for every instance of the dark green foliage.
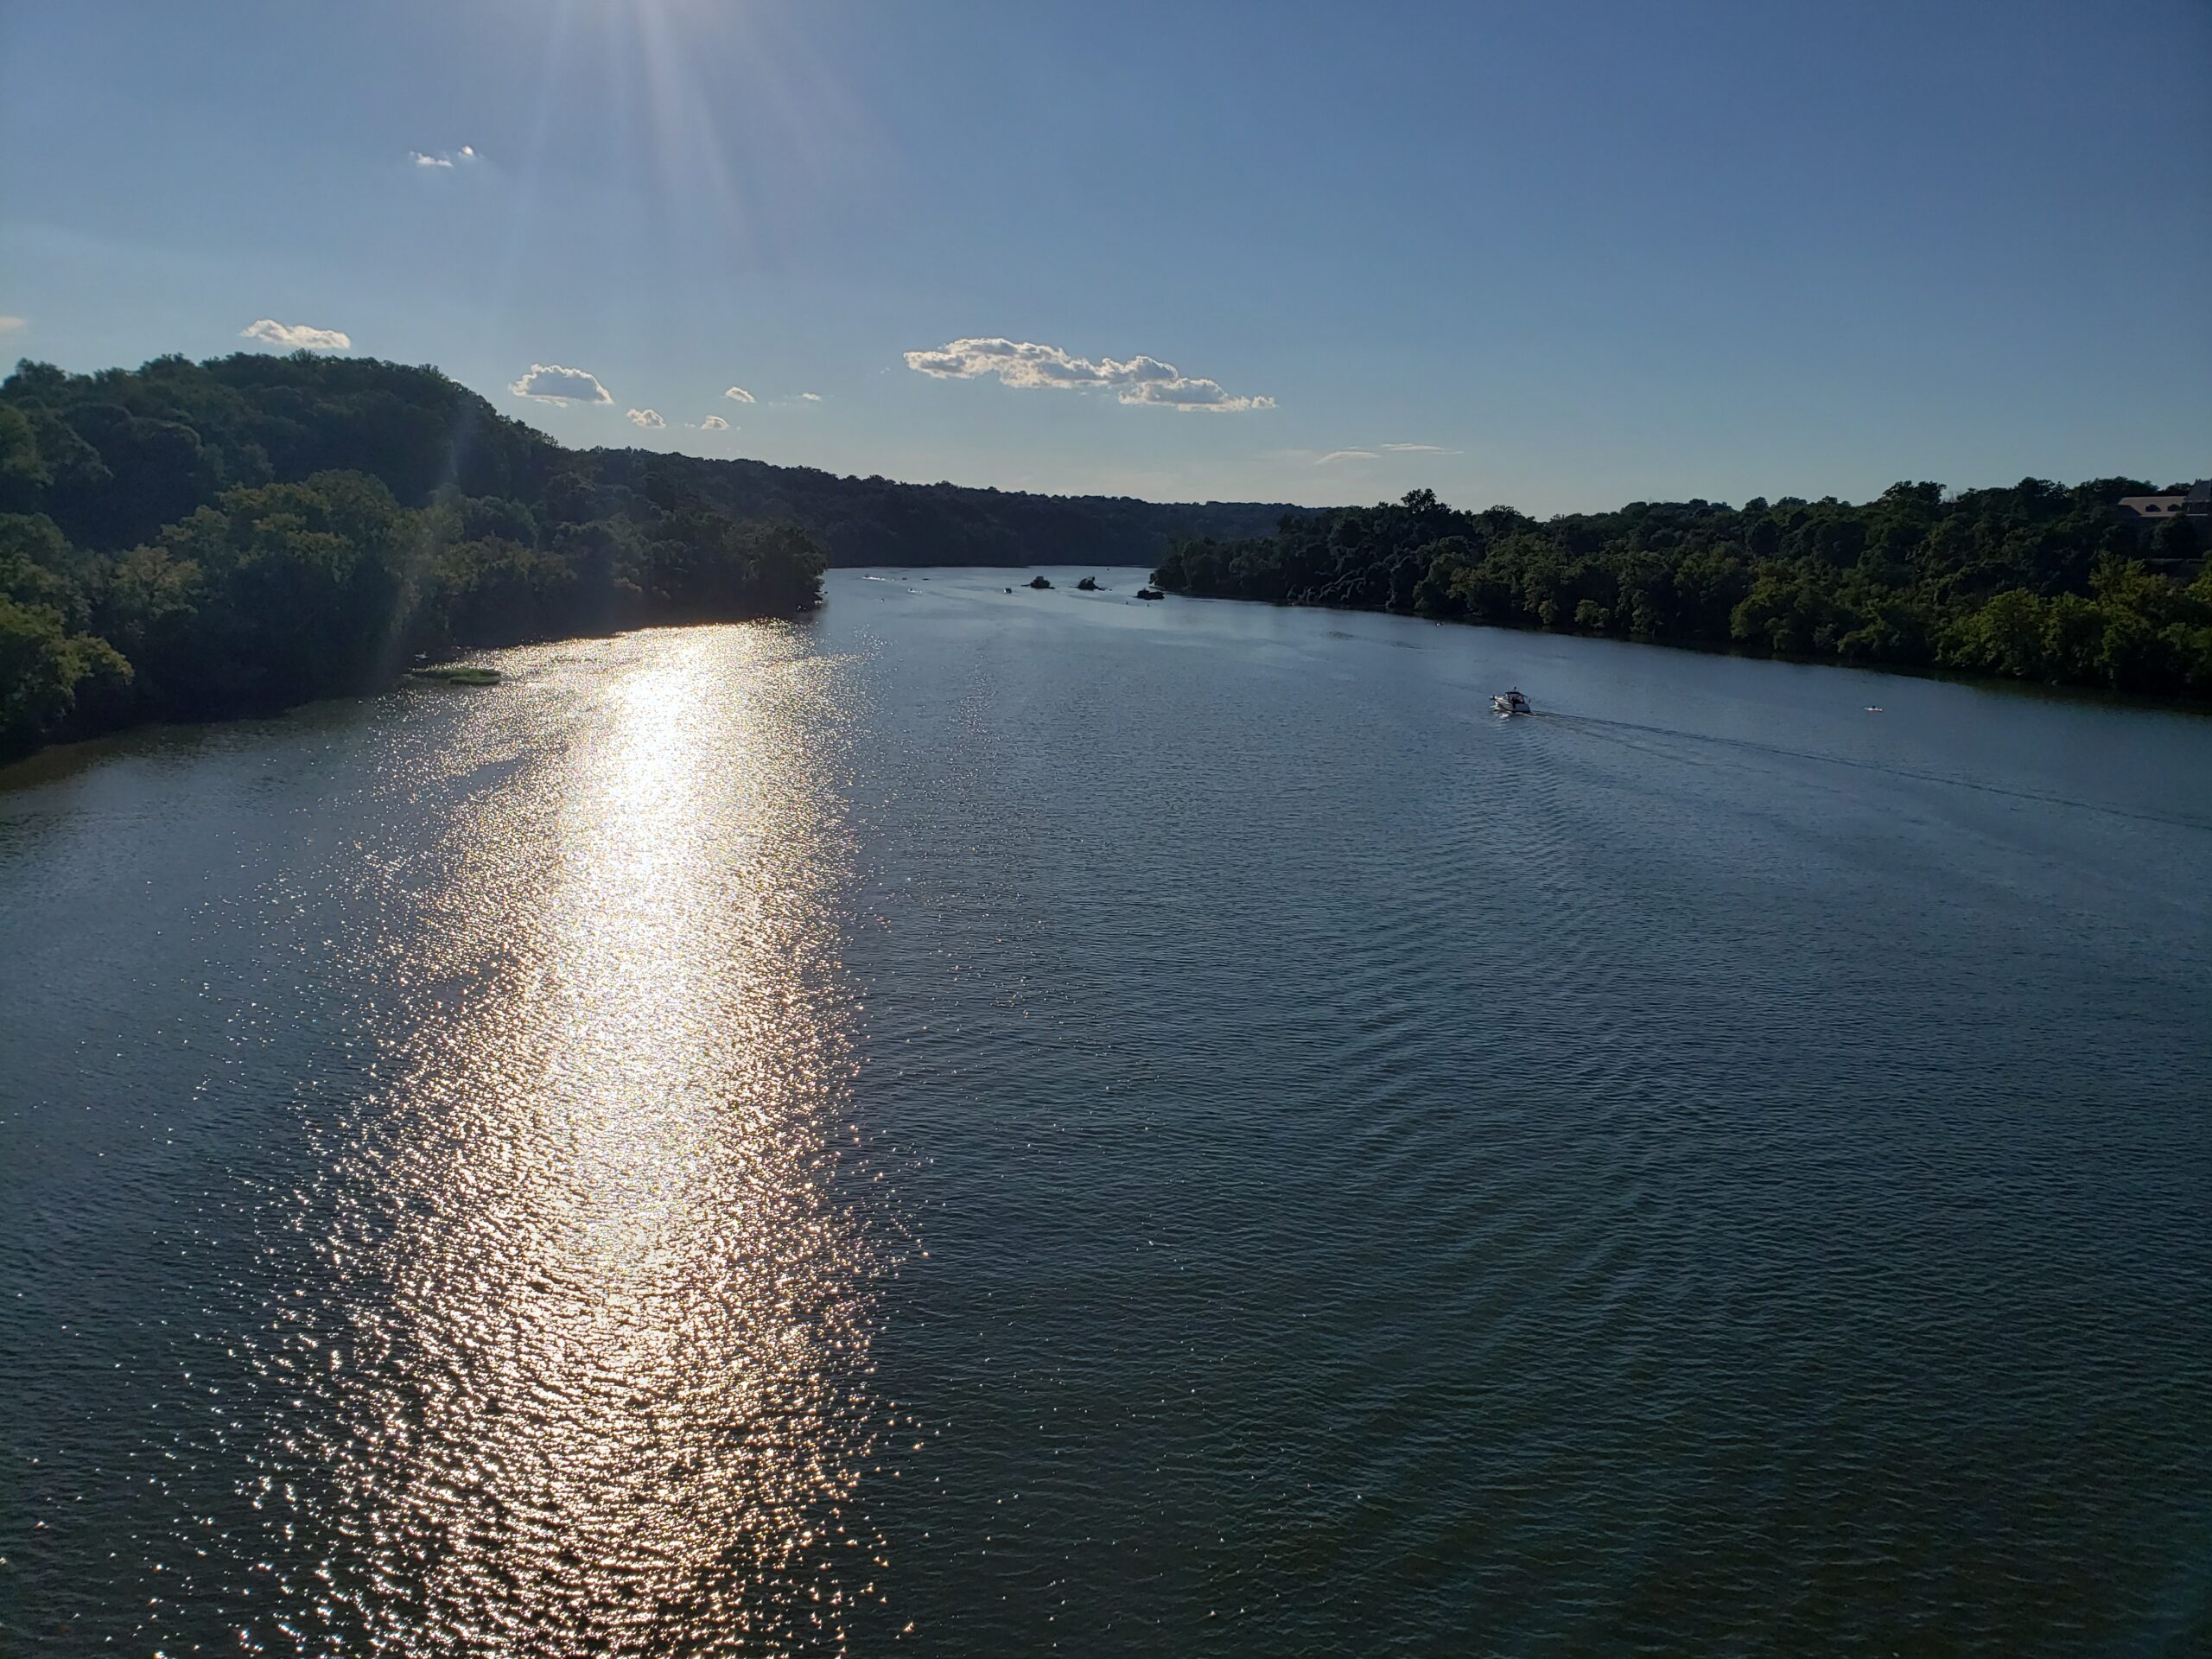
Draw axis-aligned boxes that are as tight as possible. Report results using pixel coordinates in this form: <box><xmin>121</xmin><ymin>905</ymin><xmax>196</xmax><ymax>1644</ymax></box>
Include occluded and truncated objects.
<box><xmin>0</xmin><ymin>353</ymin><xmax>862</xmax><ymax>758</ymax></box>
<box><xmin>2</xmin><ymin>348</ymin><xmax>1281</xmax><ymax>567</ymax></box>
<box><xmin>567</xmin><ymin>454</ymin><xmax>1288</xmax><ymax>569</ymax></box>
<box><xmin>0</xmin><ymin>347</ymin><xmax>1292</xmax><ymax>757</ymax></box>
<box><xmin>0</xmin><ymin>512</ymin><xmax>130</xmax><ymax>747</ymax></box>
<box><xmin>0</xmin><ymin>594</ymin><xmax>130</xmax><ymax>753</ymax></box>
<box><xmin>1157</xmin><ymin>484</ymin><xmax>2212</xmax><ymax>700</ymax></box>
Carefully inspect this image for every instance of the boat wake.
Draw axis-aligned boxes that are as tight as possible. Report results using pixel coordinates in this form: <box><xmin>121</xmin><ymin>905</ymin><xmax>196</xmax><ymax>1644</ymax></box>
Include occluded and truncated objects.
<box><xmin>1543</xmin><ymin>712</ymin><xmax>2212</xmax><ymax>834</ymax></box>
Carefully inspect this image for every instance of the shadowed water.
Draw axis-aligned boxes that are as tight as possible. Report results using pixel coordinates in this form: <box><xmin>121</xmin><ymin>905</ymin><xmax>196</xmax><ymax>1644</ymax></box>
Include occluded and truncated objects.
<box><xmin>3</xmin><ymin>568</ymin><xmax>2209</xmax><ymax>1655</ymax></box>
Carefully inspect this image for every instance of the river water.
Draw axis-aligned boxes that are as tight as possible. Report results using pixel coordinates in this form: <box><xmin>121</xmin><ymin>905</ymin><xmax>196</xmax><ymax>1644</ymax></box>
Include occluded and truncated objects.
<box><xmin>3</xmin><ymin>567</ymin><xmax>2209</xmax><ymax>1656</ymax></box>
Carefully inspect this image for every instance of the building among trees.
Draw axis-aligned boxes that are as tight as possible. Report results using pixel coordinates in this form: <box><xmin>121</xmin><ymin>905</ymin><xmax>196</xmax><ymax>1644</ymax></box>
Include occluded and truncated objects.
<box><xmin>2115</xmin><ymin>493</ymin><xmax>2190</xmax><ymax>530</ymax></box>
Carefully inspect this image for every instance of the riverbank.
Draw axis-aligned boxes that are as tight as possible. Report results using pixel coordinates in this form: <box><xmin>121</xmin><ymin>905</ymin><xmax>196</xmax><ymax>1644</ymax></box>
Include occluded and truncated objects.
<box><xmin>1155</xmin><ymin>483</ymin><xmax>2212</xmax><ymax>704</ymax></box>
<box><xmin>0</xmin><ymin>601</ymin><xmax>824</xmax><ymax>772</ymax></box>
<box><xmin>1154</xmin><ymin>583</ymin><xmax>2212</xmax><ymax>717</ymax></box>
<box><xmin>2</xmin><ymin>350</ymin><xmax>1294</xmax><ymax>765</ymax></box>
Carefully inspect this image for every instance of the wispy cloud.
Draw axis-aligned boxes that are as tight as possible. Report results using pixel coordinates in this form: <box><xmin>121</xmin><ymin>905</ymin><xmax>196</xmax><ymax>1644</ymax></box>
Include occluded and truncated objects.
<box><xmin>904</xmin><ymin>337</ymin><xmax>1274</xmax><ymax>412</ymax></box>
<box><xmin>241</xmin><ymin>318</ymin><xmax>350</xmax><ymax>352</ymax></box>
<box><xmin>509</xmin><ymin>363</ymin><xmax>613</xmax><ymax>405</ymax></box>
<box><xmin>626</xmin><ymin>408</ymin><xmax>665</xmax><ymax>429</ymax></box>
<box><xmin>0</xmin><ymin>316</ymin><xmax>23</xmax><ymax>334</ymax></box>
<box><xmin>410</xmin><ymin>145</ymin><xmax>477</xmax><ymax>168</ymax></box>
<box><xmin>797</xmin><ymin>391</ymin><xmax>823</xmax><ymax>402</ymax></box>
<box><xmin>695</xmin><ymin>414</ymin><xmax>731</xmax><ymax>430</ymax></box>
<box><xmin>723</xmin><ymin>385</ymin><xmax>756</xmax><ymax>404</ymax></box>
<box><xmin>1310</xmin><ymin>441</ymin><xmax>1460</xmax><ymax>464</ymax></box>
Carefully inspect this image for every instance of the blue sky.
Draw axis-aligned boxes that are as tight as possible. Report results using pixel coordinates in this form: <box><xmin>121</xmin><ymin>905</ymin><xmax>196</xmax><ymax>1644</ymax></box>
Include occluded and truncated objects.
<box><xmin>3</xmin><ymin>0</ymin><xmax>2206</xmax><ymax>513</ymax></box>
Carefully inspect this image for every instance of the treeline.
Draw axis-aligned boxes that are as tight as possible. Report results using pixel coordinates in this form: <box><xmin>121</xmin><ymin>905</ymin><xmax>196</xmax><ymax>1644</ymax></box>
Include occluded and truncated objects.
<box><xmin>0</xmin><ymin>358</ymin><xmax>828</xmax><ymax>757</ymax></box>
<box><xmin>580</xmin><ymin>448</ymin><xmax>1292</xmax><ymax>569</ymax></box>
<box><xmin>0</xmin><ymin>351</ymin><xmax>1288</xmax><ymax>758</ymax></box>
<box><xmin>1155</xmin><ymin>482</ymin><xmax>2212</xmax><ymax>698</ymax></box>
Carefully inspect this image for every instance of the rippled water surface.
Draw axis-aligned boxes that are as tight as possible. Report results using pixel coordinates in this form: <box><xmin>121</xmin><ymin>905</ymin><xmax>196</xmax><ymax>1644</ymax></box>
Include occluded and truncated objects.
<box><xmin>4</xmin><ymin>568</ymin><xmax>2209</xmax><ymax>1655</ymax></box>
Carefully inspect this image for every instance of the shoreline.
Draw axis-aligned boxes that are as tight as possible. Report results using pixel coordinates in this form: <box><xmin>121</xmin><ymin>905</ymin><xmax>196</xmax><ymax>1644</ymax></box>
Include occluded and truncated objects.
<box><xmin>0</xmin><ymin>607</ymin><xmax>829</xmax><ymax>779</ymax></box>
<box><xmin>11</xmin><ymin>569</ymin><xmax>2210</xmax><ymax>785</ymax></box>
<box><xmin>1152</xmin><ymin>583</ymin><xmax>2212</xmax><ymax>718</ymax></box>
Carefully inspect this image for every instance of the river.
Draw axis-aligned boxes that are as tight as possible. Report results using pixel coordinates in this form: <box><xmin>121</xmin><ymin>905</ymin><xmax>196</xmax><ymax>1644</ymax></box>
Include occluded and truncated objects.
<box><xmin>3</xmin><ymin>567</ymin><xmax>2209</xmax><ymax>1656</ymax></box>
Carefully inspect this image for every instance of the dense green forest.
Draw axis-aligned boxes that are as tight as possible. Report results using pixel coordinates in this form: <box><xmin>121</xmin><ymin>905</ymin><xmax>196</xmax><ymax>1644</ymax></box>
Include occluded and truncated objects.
<box><xmin>1156</xmin><ymin>482</ymin><xmax>2211</xmax><ymax>698</ymax></box>
<box><xmin>0</xmin><ymin>351</ymin><xmax>1291</xmax><ymax>759</ymax></box>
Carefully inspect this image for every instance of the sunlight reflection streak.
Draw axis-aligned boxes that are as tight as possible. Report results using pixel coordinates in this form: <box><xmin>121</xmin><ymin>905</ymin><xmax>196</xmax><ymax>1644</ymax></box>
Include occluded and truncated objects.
<box><xmin>289</xmin><ymin>629</ymin><xmax>877</xmax><ymax>1656</ymax></box>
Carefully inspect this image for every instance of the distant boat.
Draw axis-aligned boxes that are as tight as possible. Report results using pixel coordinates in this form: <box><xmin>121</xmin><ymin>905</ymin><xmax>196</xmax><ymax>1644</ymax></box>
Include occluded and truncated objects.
<box><xmin>1492</xmin><ymin>688</ymin><xmax>1532</xmax><ymax>715</ymax></box>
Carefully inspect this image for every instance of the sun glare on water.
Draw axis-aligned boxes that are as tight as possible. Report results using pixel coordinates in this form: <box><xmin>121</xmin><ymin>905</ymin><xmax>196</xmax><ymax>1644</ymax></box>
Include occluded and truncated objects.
<box><xmin>260</xmin><ymin>629</ymin><xmax>880</xmax><ymax>1656</ymax></box>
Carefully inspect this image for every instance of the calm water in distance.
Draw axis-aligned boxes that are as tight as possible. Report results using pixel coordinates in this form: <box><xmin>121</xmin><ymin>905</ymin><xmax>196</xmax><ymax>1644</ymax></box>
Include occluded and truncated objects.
<box><xmin>3</xmin><ymin>567</ymin><xmax>2209</xmax><ymax>1656</ymax></box>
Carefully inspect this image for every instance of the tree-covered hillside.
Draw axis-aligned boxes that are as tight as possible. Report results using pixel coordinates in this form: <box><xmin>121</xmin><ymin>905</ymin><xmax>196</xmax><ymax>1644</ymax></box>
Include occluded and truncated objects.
<box><xmin>0</xmin><ymin>351</ymin><xmax>1296</xmax><ymax>759</ymax></box>
<box><xmin>0</xmin><ymin>352</ymin><xmax>1289</xmax><ymax>568</ymax></box>
<box><xmin>1157</xmin><ymin>484</ymin><xmax>2211</xmax><ymax>698</ymax></box>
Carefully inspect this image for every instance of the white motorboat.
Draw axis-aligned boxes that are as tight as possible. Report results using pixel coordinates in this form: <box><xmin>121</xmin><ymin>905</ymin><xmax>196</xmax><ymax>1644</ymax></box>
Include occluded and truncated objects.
<box><xmin>1492</xmin><ymin>688</ymin><xmax>1533</xmax><ymax>715</ymax></box>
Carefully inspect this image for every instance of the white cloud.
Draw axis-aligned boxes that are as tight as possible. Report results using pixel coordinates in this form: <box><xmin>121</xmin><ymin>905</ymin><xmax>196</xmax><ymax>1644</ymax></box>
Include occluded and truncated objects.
<box><xmin>1309</xmin><ymin>442</ymin><xmax>1461</xmax><ymax>464</ymax></box>
<box><xmin>723</xmin><ymin>385</ymin><xmax>755</xmax><ymax>404</ymax></box>
<box><xmin>0</xmin><ymin>315</ymin><xmax>23</xmax><ymax>334</ymax></box>
<box><xmin>241</xmin><ymin>318</ymin><xmax>351</xmax><ymax>352</ymax></box>
<box><xmin>626</xmin><ymin>408</ymin><xmax>665</xmax><ymax>429</ymax></box>
<box><xmin>797</xmin><ymin>391</ymin><xmax>823</xmax><ymax>402</ymax></box>
<box><xmin>696</xmin><ymin>415</ymin><xmax>731</xmax><ymax>430</ymax></box>
<box><xmin>509</xmin><ymin>363</ymin><xmax>613</xmax><ymax>404</ymax></box>
<box><xmin>903</xmin><ymin>337</ymin><xmax>1273</xmax><ymax>412</ymax></box>
<box><xmin>410</xmin><ymin>145</ymin><xmax>478</xmax><ymax>168</ymax></box>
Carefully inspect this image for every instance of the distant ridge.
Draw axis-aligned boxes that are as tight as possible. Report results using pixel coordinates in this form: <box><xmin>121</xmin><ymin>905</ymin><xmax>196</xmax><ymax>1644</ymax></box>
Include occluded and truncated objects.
<box><xmin>570</xmin><ymin>442</ymin><xmax>1300</xmax><ymax>569</ymax></box>
<box><xmin>2</xmin><ymin>351</ymin><xmax>1301</xmax><ymax>567</ymax></box>
<box><xmin>0</xmin><ymin>350</ymin><xmax>1313</xmax><ymax>760</ymax></box>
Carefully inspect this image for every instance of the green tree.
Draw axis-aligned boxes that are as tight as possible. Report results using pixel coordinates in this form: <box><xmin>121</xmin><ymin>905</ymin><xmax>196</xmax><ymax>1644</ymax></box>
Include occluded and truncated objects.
<box><xmin>1947</xmin><ymin>588</ymin><xmax>2050</xmax><ymax>679</ymax></box>
<box><xmin>2154</xmin><ymin>512</ymin><xmax>2199</xmax><ymax>563</ymax></box>
<box><xmin>0</xmin><ymin>594</ymin><xmax>130</xmax><ymax>755</ymax></box>
<box><xmin>0</xmin><ymin>404</ymin><xmax>50</xmax><ymax>514</ymax></box>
